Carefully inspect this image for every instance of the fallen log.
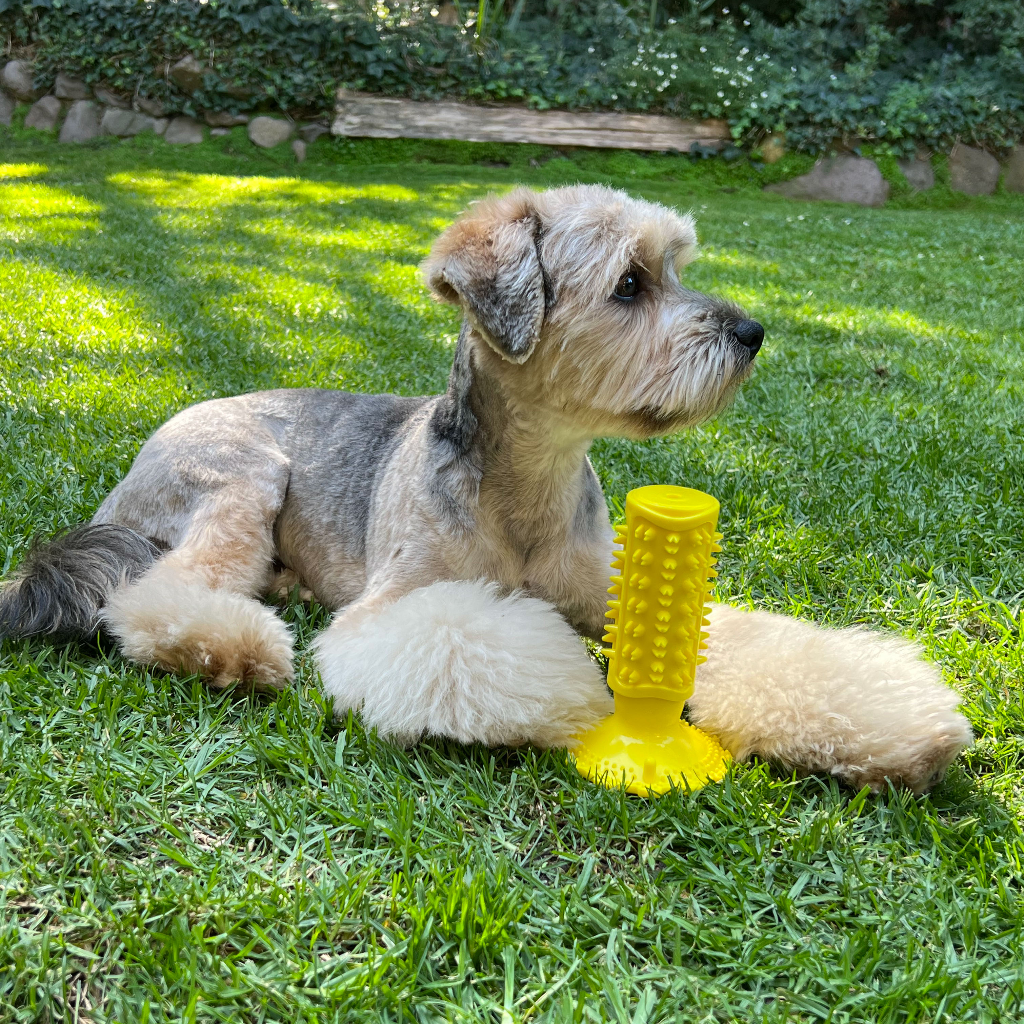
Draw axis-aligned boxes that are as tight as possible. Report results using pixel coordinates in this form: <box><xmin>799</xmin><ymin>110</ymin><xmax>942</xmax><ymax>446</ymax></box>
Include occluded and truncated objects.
<box><xmin>332</xmin><ymin>90</ymin><xmax>729</xmax><ymax>152</ymax></box>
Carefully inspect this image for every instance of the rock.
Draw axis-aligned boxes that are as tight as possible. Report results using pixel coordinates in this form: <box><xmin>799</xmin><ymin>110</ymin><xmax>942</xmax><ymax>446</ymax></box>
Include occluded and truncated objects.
<box><xmin>224</xmin><ymin>82</ymin><xmax>253</xmax><ymax>99</ymax></box>
<box><xmin>153</xmin><ymin>118</ymin><xmax>168</xmax><ymax>136</ymax></box>
<box><xmin>0</xmin><ymin>91</ymin><xmax>14</xmax><ymax>127</ymax></box>
<box><xmin>94</xmin><ymin>83</ymin><xmax>131</xmax><ymax>109</ymax></box>
<box><xmin>204</xmin><ymin>110</ymin><xmax>249</xmax><ymax>127</ymax></box>
<box><xmin>24</xmin><ymin>95</ymin><xmax>62</xmax><ymax>132</ymax></box>
<box><xmin>760</xmin><ymin>134</ymin><xmax>785</xmax><ymax>164</ymax></box>
<box><xmin>292</xmin><ymin>138</ymin><xmax>307</xmax><ymax>163</ymax></box>
<box><xmin>58</xmin><ymin>100</ymin><xmax>101</xmax><ymax>143</ymax></box>
<box><xmin>897</xmin><ymin>155</ymin><xmax>934</xmax><ymax>191</ymax></box>
<box><xmin>210</xmin><ymin>126</ymin><xmax>231</xmax><ymax>137</ymax></box>
<box><xmin>299</xmin><ymin>122</ymin><xmax>330</xmax><ymax>144</ymax></box>
<box><xmin>948</xmin><ymin>143</ymin><xmax>999</xmax><ymax>195</ymax></box>
<box><xmin>164</xmin><ymin>115</ymin><xmax>204</xmax><ymax>145</ymax></box>
<box><xmin>101</xmin><ymin>107</ymin><xmax>157</xmax><ymax>137</ymax></box>
<box><xmin>764</xmin><ymin>155</ymin><xmax>890</xmax><ymax>207</ymax></box>
<box><xmin>55</xmin><ymin>73</ymin><xmax>90</xmax><ymax>100</ymax></box>
<box><xmin>170</xmin><ymin>55</ymin><xmax>205</xmax><ymax>94</ymax></box>
<box><xmin>248</xmin><ymin>116</ymin><xmax>293</xmax><ymax>148</ymax></box>
<box><xmin>1</xmin><ymin>60</ymin><xmax>37</xmax><ymax>101</ymax></box>
<box><xmin>136</xmin><ymin>96</ymin><xmax>166</xmax><ymax>118</ymax></box>
<box><xmin>1001</xmin><ymin>145</ymin><xmax>1024</xmax><ymax>194</ymax></box>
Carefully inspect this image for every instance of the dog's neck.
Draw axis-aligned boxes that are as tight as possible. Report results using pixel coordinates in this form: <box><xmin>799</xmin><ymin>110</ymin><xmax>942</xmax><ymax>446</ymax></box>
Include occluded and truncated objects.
<box><xmin>431</xmin><ymin>323</ymin><xmax>594</xmax><ymax>539</ymax></box>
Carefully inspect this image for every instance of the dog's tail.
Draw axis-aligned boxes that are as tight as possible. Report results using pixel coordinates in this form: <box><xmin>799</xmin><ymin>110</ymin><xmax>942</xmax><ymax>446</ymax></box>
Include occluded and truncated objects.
<box><xmin>0</xmin><ymin>525</ymin><xmax>161</xmax><ymax>643</ymax></box>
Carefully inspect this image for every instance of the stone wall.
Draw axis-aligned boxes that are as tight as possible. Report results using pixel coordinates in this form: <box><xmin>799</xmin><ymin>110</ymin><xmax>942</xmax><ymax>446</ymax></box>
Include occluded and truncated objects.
<box><xmin>0</xmin><ymin>60</ymin><xmax>329</xmax><ymax>160</ymax></box>
<box><xmin>3</xmin><ymin>57</ymin><xmax>1023</xmax><ymax>199</ymax></box>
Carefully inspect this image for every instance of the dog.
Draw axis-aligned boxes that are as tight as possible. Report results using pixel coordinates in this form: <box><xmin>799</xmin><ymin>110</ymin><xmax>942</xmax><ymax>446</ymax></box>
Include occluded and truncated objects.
<box><xmin>0</xmin><ymin>184</ymin><xmax>972</xmax><ymax>793</ymax></box>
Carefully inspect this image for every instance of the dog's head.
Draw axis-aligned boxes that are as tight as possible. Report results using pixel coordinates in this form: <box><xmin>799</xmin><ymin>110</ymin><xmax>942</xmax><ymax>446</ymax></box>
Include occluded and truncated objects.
<box><xmin>422</xmin><ymin>185</ymin><xmax>762</xmax><ymax>439</ymax></box>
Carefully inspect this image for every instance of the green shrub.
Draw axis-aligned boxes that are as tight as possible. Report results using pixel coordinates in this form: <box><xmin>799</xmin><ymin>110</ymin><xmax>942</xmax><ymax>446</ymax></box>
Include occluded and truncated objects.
<box><xmin>0</xmin><ymin>0</ymin><xmax>1020</xmax><ymax>154</ymax></box>
<box><xmin>740</xmin><ymin>0</ymin><xmax>1024</xmax><ymax>154</ymax></box>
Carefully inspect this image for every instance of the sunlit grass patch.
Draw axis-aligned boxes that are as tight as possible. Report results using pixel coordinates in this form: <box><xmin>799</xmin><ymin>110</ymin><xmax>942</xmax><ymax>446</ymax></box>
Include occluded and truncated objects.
<box><xmin>0</xmin><ymin>132</ymin><xmax>1023</xmax><ymax>1022</ymax></box>
<box><xmin>109</xmin><ymin>169</ymin><xmax>421</xmax><ymax>208</ymax></box>
<box><xmin>0</xmin><ymin>162</ymin><xmax>47</xmax><ymax>179</ymax></box>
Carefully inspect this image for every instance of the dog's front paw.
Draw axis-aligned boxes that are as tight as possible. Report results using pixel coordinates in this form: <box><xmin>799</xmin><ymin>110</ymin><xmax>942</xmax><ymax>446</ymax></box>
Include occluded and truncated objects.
<box><xmin>688</xmin><ymin>603</ymin><xmax>973</xmax><ymax>794</ymax></box>
<box><xmin>315</xmin><ymin>581</ymin><xmax>611</xmax><ymax>747</ymax></box>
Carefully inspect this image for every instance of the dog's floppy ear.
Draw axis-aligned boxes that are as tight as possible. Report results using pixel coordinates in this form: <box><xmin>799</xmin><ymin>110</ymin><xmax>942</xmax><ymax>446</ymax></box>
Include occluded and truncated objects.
<box><xmin>422</xmin><ymin>192</ymin><xmax>546</xmax><ymax>363</ymax></box>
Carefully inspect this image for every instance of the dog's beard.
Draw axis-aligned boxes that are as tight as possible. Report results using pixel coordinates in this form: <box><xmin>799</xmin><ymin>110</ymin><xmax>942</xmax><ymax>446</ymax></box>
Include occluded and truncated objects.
<box><xmin>538</xmin><ymin>292</ymin><xmax>756</xmax><ymax>439</ymax></box>
<box><xmin>564</xmin><ymin>331</ymin><xmax>751</xmax><ymax>438</ymax></box>
<box><xmin>636</xmin><ymin>328</ymin><xmax>752</xmax><ymax>427</ymax></box>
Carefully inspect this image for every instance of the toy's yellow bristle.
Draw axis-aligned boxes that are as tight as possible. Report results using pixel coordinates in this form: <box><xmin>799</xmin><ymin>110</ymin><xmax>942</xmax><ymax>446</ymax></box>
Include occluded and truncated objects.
<box><xmin>602</xmin><ymin>489</ymin><xmax>722</xmax><ymax>702</ymax></box>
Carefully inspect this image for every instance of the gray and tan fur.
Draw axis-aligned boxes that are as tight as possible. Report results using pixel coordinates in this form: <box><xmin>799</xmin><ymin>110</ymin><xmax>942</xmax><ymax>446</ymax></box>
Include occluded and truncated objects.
<box><xmin>0</xmin><ymin>185</ymin><xmax>972</xmax><ymax>793</ymax></box>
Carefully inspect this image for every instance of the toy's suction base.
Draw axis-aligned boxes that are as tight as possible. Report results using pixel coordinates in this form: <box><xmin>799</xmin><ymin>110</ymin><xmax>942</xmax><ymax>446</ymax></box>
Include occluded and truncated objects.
<box><xmin>573</xmin><ymin>698</ymin><xmax>730</xmax><ymax>795</ymax></box>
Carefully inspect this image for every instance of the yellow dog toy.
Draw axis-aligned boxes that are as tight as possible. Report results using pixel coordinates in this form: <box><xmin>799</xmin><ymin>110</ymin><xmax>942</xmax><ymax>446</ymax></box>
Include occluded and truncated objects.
<box><xmin>573</xmin><ymin>485</ymin><xmax>731</xmax><ymax>795</ymax></box>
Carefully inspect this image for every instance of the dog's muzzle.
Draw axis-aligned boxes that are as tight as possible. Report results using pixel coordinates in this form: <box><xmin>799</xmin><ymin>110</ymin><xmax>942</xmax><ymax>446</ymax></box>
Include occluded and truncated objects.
<box><xmin>733</xmin><ymin>319</ymin><xmax>764</xmax><ymax>355</ymax></box>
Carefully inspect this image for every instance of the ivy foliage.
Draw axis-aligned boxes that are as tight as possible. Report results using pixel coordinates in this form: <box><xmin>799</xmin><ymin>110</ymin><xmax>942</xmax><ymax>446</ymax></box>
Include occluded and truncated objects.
<box><xmin>0</xmin><ymin>0</ymin><xmax>1021</xmax><ymax>154</ymax></box>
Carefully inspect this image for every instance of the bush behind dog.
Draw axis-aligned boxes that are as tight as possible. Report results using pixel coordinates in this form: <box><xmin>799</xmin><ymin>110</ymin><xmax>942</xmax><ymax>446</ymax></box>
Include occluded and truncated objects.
<box><xmin>1</xmin><ymin>0</ymin><xmax>1021</xmax><ymax>155</ymax></box>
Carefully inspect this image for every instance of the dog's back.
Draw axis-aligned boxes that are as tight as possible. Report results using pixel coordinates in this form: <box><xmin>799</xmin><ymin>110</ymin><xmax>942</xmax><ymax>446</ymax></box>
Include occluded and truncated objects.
<box><xmin>0</xmin><ymin>387</ymin><xmax>429</xmax><ymax>645</ymax></box>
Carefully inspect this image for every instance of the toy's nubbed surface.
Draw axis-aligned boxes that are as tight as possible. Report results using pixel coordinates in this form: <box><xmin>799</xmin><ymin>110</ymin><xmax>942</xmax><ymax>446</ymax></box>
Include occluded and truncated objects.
<box><xmin>573</xmin><ymin>485</ymin><xmax>731</xmax><ymax>795</ymax></box>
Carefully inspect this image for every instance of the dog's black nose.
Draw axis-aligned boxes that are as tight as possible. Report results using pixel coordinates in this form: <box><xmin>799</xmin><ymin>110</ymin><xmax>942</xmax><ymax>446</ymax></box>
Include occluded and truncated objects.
<box><xmin>733</xmin><ymin>319</ymin><xmax>764</xmax><ymax>353</ymax></box>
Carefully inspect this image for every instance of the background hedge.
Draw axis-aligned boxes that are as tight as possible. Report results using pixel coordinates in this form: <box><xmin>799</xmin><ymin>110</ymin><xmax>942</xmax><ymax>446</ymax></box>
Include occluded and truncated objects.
<box><xmin>1</xmin><ymin>0</ymin><xmax>1021</xmax><ymax>155</ymax></box>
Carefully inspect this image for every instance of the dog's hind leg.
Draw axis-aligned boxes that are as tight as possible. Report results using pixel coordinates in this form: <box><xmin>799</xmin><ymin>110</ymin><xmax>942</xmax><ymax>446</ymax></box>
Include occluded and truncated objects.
<box><xmin>102</xmin><ymin>474</ymin><xmax>295</xmax><ymax>691</ymax></box>
<box><xmin>315</xmin><ymin>580</ymin><xmax>613</xmax><ymax>747</ymax></box>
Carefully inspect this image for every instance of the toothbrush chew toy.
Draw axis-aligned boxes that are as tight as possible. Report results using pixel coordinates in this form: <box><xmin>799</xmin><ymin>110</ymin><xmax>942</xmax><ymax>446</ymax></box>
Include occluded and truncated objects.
<box><xmin>573</xmin><ymin>485</ymin><xmax>731</xmax><ymax>795</ymax></box>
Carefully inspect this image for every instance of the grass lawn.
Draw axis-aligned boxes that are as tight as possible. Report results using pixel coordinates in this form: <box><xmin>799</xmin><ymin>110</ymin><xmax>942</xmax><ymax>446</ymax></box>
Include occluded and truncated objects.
<box><xmin>1</xmin><ymin>123</ymin><xmax>1023</xmax><ymax>1023</ymax></box>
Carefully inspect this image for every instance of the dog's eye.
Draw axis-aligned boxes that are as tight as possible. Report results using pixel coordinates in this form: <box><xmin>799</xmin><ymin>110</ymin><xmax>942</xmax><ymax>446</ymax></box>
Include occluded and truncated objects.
<box><xmin>613</xmin><ymin>271</ymin><xmax>639</xmax><ymax>300</ymax></box>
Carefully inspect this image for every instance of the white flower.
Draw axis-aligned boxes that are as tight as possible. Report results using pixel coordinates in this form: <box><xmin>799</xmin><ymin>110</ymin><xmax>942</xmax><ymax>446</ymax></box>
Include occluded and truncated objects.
<box><xmin>717</xmin><ymin>91</ymin><xmax>724</xmax><ymax>98</ymax></box>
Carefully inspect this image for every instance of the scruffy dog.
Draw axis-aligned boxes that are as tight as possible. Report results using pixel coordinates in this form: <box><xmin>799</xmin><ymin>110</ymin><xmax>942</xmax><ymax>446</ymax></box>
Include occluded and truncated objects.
<box><xmin>0</xmin><ymin>185</ymin><xmax>972</xmax><ymax>793</ymax></box>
